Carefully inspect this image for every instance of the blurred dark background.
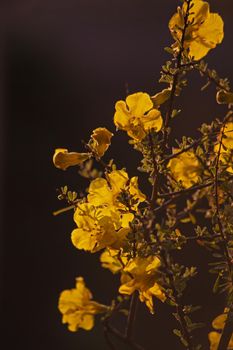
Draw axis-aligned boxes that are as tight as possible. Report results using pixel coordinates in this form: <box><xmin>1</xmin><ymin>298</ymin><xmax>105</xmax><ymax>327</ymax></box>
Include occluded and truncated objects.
<box><xmin>1</xmin><ymin>0</ymin><xmax>233</xmax><ymax>349</ymax></box>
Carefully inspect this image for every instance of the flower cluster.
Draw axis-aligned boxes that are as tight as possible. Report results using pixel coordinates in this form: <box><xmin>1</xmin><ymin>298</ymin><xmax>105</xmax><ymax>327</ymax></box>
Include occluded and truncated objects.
<box><xmin>53</xmin><ymin>1</ymin><xmax>233</xmax><ymax>350</ymax></box>
<box><xmin>72</xmin><ymin>169</ymin><xmax>145</xmax><ymax>253</ymax></box>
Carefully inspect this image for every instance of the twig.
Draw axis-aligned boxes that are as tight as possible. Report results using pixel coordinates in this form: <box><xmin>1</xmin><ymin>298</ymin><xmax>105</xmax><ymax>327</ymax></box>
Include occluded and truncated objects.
<box><xmin>148</xmin><ymin>132</ymin><xmax>159</xmax><ymax>207</ymax></box>
<box><xmin>104</xmin><ymin>322</ymin><xmax>144</xmax><ymax>350</ymax></box>
<box><xmin>195</xmin><ymin>63</ymin><xmax>230</xmax><ymax>92</ymax></box>
<box><xmin>103</xmin><ymin>299</ymin><xmax>144</xmax><ymax>350</ymax></box>
<box><xmin>217</xmin><ymin>307</ymin><xmax>233</xmax><ymax>350</ymax></box>
<box><xmin>215</xmin><ymin>124</ymin><xmax>233</xmax><ymax>350</ymax></box>
<box><xmin>214</xmin><ymin>123</ymin><xmax>232</xmax><ymax>276</ymax></box>
<box><xmin>126</xmin><ymin>292</ymin><xmax>138</xmax><ymax>340</ymax></box>
<box><xmin>158</xmin><ymin>181</ymin><xmax>213</xmax><ymax>199</ymax></box>
<box><xmin>152</xmin><ymin>226</ymin><xmax>193</xmax><ymax>350</ymax></box>
<box><xmin>162</xmin><ymin>0</ymin><xmax>192</xmax><ymax>147</ymax></box>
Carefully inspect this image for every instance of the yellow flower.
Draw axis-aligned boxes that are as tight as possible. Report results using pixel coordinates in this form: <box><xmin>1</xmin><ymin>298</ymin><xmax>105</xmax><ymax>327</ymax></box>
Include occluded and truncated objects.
<box><xmin>53</xmin><ymin>128</ymin><xmax>112</xmax><ymax>170</ymax></box>
<box><xmin>53</xmin><ymin>148</ymin><xmax>91</xmax><ymax>170</ymax></box>
<box><xmin>208</xmin><ymin>310</ymin><xmax>233</xmax><ymax>350</ymax></box>
<box><xmin>87</xmin><ymin>169</ymin><xmax>145</xmax><ymax>227</ymax></box>
<box><xmin>88</xmin><ymin>169</ymin><xmax>146</xmax><ymax>209</ymax></box>
<box><xmin>216</xmin><ymin>90</ymin><xmax>233</xmax><ymax>105</ymax></box>
<box><xmin>119</xmin><ymin>256</ymin><xmax>166</xmax><ymax>314</ymax></box>
<box><xmin>214</xmin><ymin>122</ymin><xmax>233</xmax><ymax>173</ymax></box>
<box><xmin>71</xmin><ymin>203</ymin><xmax>129</xmax><ymax>252</ymax></box>
<box><xmin>169</xmin><ymin>0</ymin><xmax>224</xmax><ymax>60</ymax></box>
<box><xmin>114</xmin><ymin>92</ymin><xmax>163</xmax><ymax>142</ymax></box>
<box><xmin>168</xmin><ymin>149</ymin><xmax>201</xmax><ymax>188</ymax></box>
<box><xmin>100</xmin><ymin>249</ymin><xmax>127</xmax><ymax>274</ymax></box>
<box><xmin>88</xmin><ymin>127</ymin><xmax>113</xmax><ymax>158</ymax></box>
<box><xmin>58</xmin><ymin>277</ymin><xmax>108</xmax><ymax>332</ymax></box>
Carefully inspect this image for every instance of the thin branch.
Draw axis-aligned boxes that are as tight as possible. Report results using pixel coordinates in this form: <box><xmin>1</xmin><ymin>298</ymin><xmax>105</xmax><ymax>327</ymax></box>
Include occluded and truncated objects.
<box><xmin>148</xmin><ymin>132</ymin><xmax>159</xmax><ymax>207</ymax></box>
<box><xmin>217</xmin><ymin>308</ymin><xmax>233</xmax><ymax>350</ymax></box>
<box><xmin>215</xmin><ymin>124</ymin><xmax>233</xmax><ymax>350</ymax></box>
<box><xmin>214</xmin><ymin>123</ymin><xmax>232</xmax><ymax>275</ymax></box>
<box><xmin>162</xmin><ymin>0</ymin><xmax>192</xmax><ymax>147</ymax></box>
<box><xmin>195</xmin><ymin>63</ymin><xmax>230</xmax><ymax>92</ymax></box>
<box><xmin>103</xmin><ymin>299</ymin><xmax>143</xmax><ymax>350</ymax></box>
<box><xmin>104</xmin><ymin>322</ymin><xmax>144</xmax><ymax>350</ymax></box>
<box><xmin>152</xmin><ymin>227</ymin><xmax>193</xmax><ymax>350</ymax></box>
<box><xmin>158</xmin><ymin>181</ymin><xmax>213</xmax><ymax>199</ymax></box>
<box><xmin>125</xmin><ymin>292</ymin><xmax>138</xmax><ymax>340</ymax></box>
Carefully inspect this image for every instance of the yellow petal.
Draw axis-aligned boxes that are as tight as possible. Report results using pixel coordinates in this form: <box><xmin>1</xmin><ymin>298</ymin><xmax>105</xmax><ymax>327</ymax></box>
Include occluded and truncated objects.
<box><xmin>79</xmin><ymin>315</ymin><xmax>94</xmax><ymax>331</ymax></box>
<box><xmin>100</xmin><ymin>249</ymin><xmax>124</xmax><ymax>274</ymax></box>
<box><xmin>198</xmin><ymin>13</ymin><xmax>224</xmax><ymax>47</ymax></box>
<box><xmin>119</xmin><ymin>278</ymin><xmax>136</xmax><ymax>295</ymax></box>
<box><xmin>151</xmin><ymin>88</ymin><xmax>171</xmax><ymax>108</ymax></box>
<box><xmin>71</xmin><ymin>228</ymin><xmax>102</xmax><ymax>252</ymax></box>
<box><xmin>129</xmin><ymin>177</ymin><xmax>146</xmax><ymax>207</ymax></box>
<box><xmin>212</xmin><ymin>313</ymin><xmax>227</xmax><ymax>330</ymax></box>
<box><xmin>73</xmin><ymin>203</ymin><xmax>96</xmax><ymax>229</ymax></box>
<box><xmin>114</xmin><ymin>100</ymin><xmax>131</xmax><ymax>130</ymax></box>
<box><xmin>110</xmin><ymin>227</ymin><xmax>130</xmax><ymax>249</ymax></box>
<box><xmin>188</xmin><ymin>38</ymin><xmax>211</xmax><ymax>60</ymax></box>
<box><xmin>223</xmin><ymin>123</ymin><xmax>233</xmax><ymax>149</ymax></box>
<box><xmin>186</xmin><ymin>0</ymin><xmax>209</xmax><ymax>25</ymax></box>
<box><xmin>149</xmin><ymin>283</ymin><xmax>166</xmax><ymax>303</ymax></box>
<box><xmin>121</xmin><ymin>212</ymin><xmax>134</xmax><ymax>228</ymax></box>
<box><xmin>107</xmin><ymin>169</ymin><xmax>129</xmax><ymax>195</ymax></box>
<box><xmin>208</xmin><ymin>331</ymin><xmax>221</xmax><ymax>350</ymax></box>
<box><xmin>141</xmin><ymin>109</ymin><xmax>163</xmax><ymax>133</ymax></box>
<box><xmin>169</xmin><ymin>12</ymin><xmax>183</xmax><ymax>41</ymax></box>
<box><xmin>89</xmin><ymin>127</ymin><xmax>113</xmax><ymax>158</ymax></box>
<box><xmin>126</xmin><ymin>92</ymin><xmax>153</xmax><ymax>118</ymax></box>
<box><xmin>53</xmin><ymin>148</ymin><xmax>90</xmax><ymax>170</ymax></box>
<box><xmin>127</xmin><ymin>126</ymin><xmax>146</xmax><ymax>142</ymax></box>
<box><xmin>88</xmin><ymin>178</ymin><xmax>113</xmax><ymax>206</ymax></box>
<box><xmin>139</xmin><ymin>290</ymin><xmax>154</xmax><ymax>314</ymax></box>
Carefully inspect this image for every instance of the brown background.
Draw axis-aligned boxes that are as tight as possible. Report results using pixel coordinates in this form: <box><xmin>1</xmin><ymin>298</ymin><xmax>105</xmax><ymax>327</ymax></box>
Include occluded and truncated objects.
<box><xmin>1</xmin><ymin>1</ymin><xmax>233</xmax><ymax>349</ymax></box>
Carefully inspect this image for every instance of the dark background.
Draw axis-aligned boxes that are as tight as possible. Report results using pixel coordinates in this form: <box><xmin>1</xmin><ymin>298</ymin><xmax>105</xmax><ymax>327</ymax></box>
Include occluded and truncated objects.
<box><xmin>1</xmin><ymin>1</ymin><xmax>233</xmax><ymax>349</ymax></box>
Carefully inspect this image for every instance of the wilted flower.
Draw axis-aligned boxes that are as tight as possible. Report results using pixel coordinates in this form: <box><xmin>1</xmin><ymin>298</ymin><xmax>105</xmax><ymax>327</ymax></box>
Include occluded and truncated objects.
<box><xmin>53</xmin><ymin>148</ymin><xmax>91</xmax><ymax>170</ymax></box>
<box><xmin>88</xmin><ymin>127</ymin><xmax>113</xmax><ymax>158</ymax></box>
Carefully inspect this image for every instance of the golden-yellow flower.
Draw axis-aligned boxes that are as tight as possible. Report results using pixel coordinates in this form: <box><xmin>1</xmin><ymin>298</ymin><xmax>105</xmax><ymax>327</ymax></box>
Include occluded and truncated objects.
<box><xmin>100</xmin><ymin>249</ymin><xmax>127</xmax><ymax>274</ymax></box>
<box><xmin>53</xmin><ymin>148</ymin><xmax>91</xmax><ymax>170</ymax></box>
<box><xmin>119</xmin><ymin>256</ymin><xmax>166</xmax><ymax>314</ymax></box>
<box><xmin>58</xmin><ymin>277</ymin><xmax>108</xmax><ymax>332</ymax></box>
<box><xmin>88</xmin><ymin>127</ymin><xmax>113</xmax><ymax>158</ymax></box>
<box><xmin>168</xmin><ymin>149</ymin><xmax>201</xmax><ymax>188</ymax></box>
<box><xmin>53</xmin><ymin>128</ymin><xmax>113</xmax><ymax>170</ymax></box>
<box><xmin>208</xmin><ymin>310</ymin><xmax>233</xmax><ymax>350</ymax></box>
<box><xmin>214</xmin><ymin>122</ymin><xmax>233</xmax><ymax>173</ymax></box>
<box><xmin>87</xmin><ymin>169</ymin><xmax>146</xmax><ymax>227</ymax></box>
<box><xmin>114</xmin><ymin>92</ymin><xmax>163</xmax><ymax>142</ymax></box>
<box><xmin>71</xmin><ymin>203</ymin><xmax>129</xmax><ymax>252</ymax></box>
<box><xmin>169</xmin><ymin>0</ymin><xmax>224</xmax><ymax>60</ymax></box>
